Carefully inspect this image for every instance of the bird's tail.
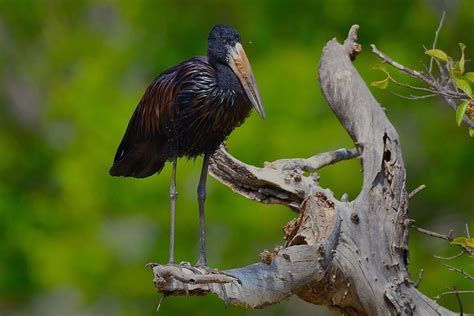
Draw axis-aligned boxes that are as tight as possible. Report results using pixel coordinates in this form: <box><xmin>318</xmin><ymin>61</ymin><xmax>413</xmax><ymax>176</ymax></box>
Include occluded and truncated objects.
<box><xmin>109</xmin><ymin>140</ymin><xmax>168</xmax><ymax>178</ymax></box>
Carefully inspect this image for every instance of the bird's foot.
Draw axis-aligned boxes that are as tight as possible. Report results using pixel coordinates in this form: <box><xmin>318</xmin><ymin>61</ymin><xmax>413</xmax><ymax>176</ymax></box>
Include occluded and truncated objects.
<box><xmin>193</xmin><ymin>264</ymin><xmax>241</xmax><ymax>285</ymax></box>
<box><xmin>178</xmin><ymin>261</ymin><xmax>203</xmax><ymax>274</ymax></box>
<box><xmin>145</xmin><ymin>262</ymin><xmax>158</xmax><ymax>269</ymax></box>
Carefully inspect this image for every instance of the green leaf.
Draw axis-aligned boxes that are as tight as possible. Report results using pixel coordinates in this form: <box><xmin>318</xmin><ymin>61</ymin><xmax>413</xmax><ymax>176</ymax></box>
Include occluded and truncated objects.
<box><xmin>371</xmin><ymin>78</ymin><xmax>389</xmax><ymax>89</ymax></box>
<box><xmin>459</xmin><ymin>43</ymin><xmax>466</xmax><ymax>74</ymax></box>
<box><xmin>372</xmin><ymin>63</ymin><xmax>388</xmax><ymax>72</ymax></box>
<box><xmin>450</xmin><ymin>237</ymin><xmax>474</xmax><ymax>248</ymax></box>
<box><xmin>454</xmin><ymin>79</ymin><xmax>473</xmax><ymax>98</ymax></box>
<box><xmin>470</xmin><ymin>128</ymin><xmax>474</xmax><ymax>137</ymax></box>
<box><xmin>456</xmin><ymin>100</ymin><xmax>470</xmax><ymax>126</ymax></box>
<box><xmin>453</xmin><ymin>72</ymin><xmax>464</xmax><ymax>81</ymax></box>
<box><xmin>466</xmin><ymin>238</ymin><xmax>474</xmax><ymax>248</ymax></box>
<box><xmin>453</xmin><ymin>61</ymin><xmax>460</xmax><ymax>72</ymax></box>
<box><xmin>425</xmin><ymin>49</ymin><xmax>449</xmax><ymax>62</ymax></box>
<box><xmin>451</xmin><ymin>237</ymin><xmax>468</xmax><ymax>246</ymax></box>
<box><xmin>465</xmin><ymin>72</ymin><xmax>474</xmax><ymax>83</ymax></box>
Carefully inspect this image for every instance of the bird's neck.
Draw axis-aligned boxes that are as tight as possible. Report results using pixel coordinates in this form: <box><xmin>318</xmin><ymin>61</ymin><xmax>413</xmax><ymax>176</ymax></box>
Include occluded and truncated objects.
<box><xmin>213</xmin><ymin>62</ymin><xmax>242</xmax><ymax>94</ymax></box>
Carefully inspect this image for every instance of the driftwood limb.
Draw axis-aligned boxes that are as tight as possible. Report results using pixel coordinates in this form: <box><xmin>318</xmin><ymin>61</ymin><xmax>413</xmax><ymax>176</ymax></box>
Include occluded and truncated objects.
<box><xmin>151</xmin><ymin>191</ymin><xmax>342</xmax><ymax>308</ymax></box>
<box><xmin>149</xmin><ymin>25</ymin><xmax>461</xmax><ymax>315</ymax></box>
<box><xmin>265</xmin><ymin>147</ymin><xmax>358</xmax><ymax>172</ymax></box>
<box><xmin>208</xmin><ymin>146</ymin><xmax>342</xmax><ymax>211</ymax></box>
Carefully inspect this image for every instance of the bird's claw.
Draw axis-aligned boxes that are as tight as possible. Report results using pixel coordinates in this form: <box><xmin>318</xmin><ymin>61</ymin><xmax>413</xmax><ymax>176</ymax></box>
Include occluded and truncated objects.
<box><xmin>194</xmin><ymin>265</ymin><xmax>242</xmax><ymax>285</ymax></box>
<box><xmin>145</xmin><ymin>262</ymin><xmax>158</xmax><ymax>269</ymax></box>
<box><xmin>150</xmin><ymin>261</ymin><xmax>241</xmax><ymax>285</ymax></box>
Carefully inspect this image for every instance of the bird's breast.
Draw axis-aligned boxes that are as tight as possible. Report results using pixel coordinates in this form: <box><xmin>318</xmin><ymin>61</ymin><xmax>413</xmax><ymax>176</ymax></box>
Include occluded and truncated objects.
<box><xmin>171</xmin><ymin>84</ymin><xmax>252</xmax><ymax>158</ymax></box>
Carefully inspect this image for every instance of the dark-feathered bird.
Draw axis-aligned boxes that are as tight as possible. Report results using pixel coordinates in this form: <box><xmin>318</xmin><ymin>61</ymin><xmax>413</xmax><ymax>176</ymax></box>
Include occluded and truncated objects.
<box><xmin>109</xmin><ymin>24</ymin><xmax>265</xmax><ymax>267</ymax></box>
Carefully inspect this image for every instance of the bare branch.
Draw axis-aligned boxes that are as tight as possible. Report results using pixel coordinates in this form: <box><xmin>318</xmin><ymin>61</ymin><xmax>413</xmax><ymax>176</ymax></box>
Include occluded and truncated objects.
<box><xmin>454</xmin><ymin>287</ymin><xmax>464</xmax><ymax>316</ymax></box>
<box><xmin>208</xmin><ymin>146</ymin><xmax>359</xmax><ymax>212</ymax></box>
<box><xmin>391</xmin><ymin>92</ymin><xmax>437</xmax><ymax>100</ymax></box>
<box><xmin>317</xmin><ymin>25</ymin><xmax>457</xmax><ymax>316</ymax></box>
<box><xmin>435</xmin><ymin>290</ymin><xmax>474</xmax><ymax>300</ymax></box>
<box><xmin>415</xmin><ymin>268</ymin><xmax>424</xmax><ymax>288</ymax></box>
<box><xmin>209</xmin><ymin>146</ymin><xmax>331</xmax><ymax>211</ymax></box>
<box><xmin>434</xmin><ymin>251</ymin><xmax>466</xmax><ymax>261</ymax></box>
<box><xmin>265</xmin><ymin>148</ymin><xmax>359</xmax><ymax>171</ymax></box>
<box><xmin>387</xmin><ymin>75</ymin><xmax>460</xmax><ymax>99</ymax></box>
<box><xmin>151</xmin><ymin>245</ymin><xmax>327</xmax><ymax>308</ymax></box>
<box><xmin>413</xmin><ymin>226</ymin><xmax>453</xmax><ymax>241</ymax></box>
<box><xmin>429</xmin><ymin>11</ymin><xmax>446</xmax><ymax>74</ymax></box>
<box><xmin>371</xmin><ymin>44</ymin><xmax>474</xmax><ymax>129</ymax></box>
<box><xmin>409</xmin><ymin>184</ymin><xmax>426</xmax><ymax>199</ymax></box>
<box><xmin>371</xmin><ymin>44</ymin><xmax>434</xmax><ymax>85</ymax></box>
<box><xmin>444</xmin><ymin>264</ymin><xmax>474</xmax><ymax>281</ymax></box>
<box><xmin>147</xmin><ymin>25</ymin><xmax>461</xmax><ymax>316</ymax></box>
<box><xmin>413</xmin><ymin>226</ymin><xmax>474</xmax><ymax>256</ymax></box>
<box><xmin>150</xmin><ymin>191</ymin><xmax>342</xmax><ymax>308</ymax></box>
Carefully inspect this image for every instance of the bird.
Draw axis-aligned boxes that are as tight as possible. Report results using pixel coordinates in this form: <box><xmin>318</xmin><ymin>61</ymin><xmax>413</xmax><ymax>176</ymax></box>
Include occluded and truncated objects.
<box><xmin>109</xmin><ymin>24</ymin><xmax>265</xmax><ymax>268</ymax></box>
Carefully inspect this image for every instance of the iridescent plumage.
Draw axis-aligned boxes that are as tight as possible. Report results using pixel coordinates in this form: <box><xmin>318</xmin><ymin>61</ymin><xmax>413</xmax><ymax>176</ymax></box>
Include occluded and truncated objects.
<box><xmin>109</xmin><ymin>24</ymin><xmax>264</xmax><ymax>266</ymax></box>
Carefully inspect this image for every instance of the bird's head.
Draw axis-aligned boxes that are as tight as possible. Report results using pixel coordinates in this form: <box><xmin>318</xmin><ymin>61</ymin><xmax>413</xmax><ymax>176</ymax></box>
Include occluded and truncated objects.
<box><xmin>207</xmin><ymin>24</ymin><xmax>265</xmax><ymax>119</ymax></box>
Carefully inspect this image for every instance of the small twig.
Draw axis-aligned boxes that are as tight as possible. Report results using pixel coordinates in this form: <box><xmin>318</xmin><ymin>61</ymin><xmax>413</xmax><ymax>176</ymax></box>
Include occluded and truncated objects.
<box><xmin>412</xmin><ymin>226</ymin><xmax>474</xmax><ymax>257</ymax></box>
<box><xmin>385</xmin><ymin>70</ymin><xmax>462</xmax><ymax>99</ymax></box>
<box><xmin>444</xmin><ymin>264</ymin><xmax>474</xmax><ymax>281</ymax></box>
<box><xmin>391</xmin><ymin>92</ymin><xmax>437</xmax><ymax>100</ymax></box>
<box><xmin>454</xmin><ymin>287</ymin><xmax>463</xmax><ymax>316</ymax></box>
<box><xmin>371</xmin><ymin>44</ymin><xmax>474</xmax><ymax>128</ymax></box>
<box><xmin>448</xmin><ymin>229</ymin><xmax>454</xmax><ymax>240</ymax></box>
<box><xmin>371</xmin><ymin>44</ymin><xmax>434</xmax><ymax>85</ymax></box>
<box><xmin>429</xmin><ymin>11</ymin><xmax>446</xmax><ymax>74</ymax></box>
<box><xmin>413</xmin><ymin>226</ymin><xmax>453</xmax><ymax>241</ymax></box>
<box><xmin>388</xmin><ymin>77</ymin><xmax>440</xmax><ymax>94</ymax></box>
<box><xmin>156</xmin><ymin>293</ymin><xmax>166</xmax><ymax>312</ymax></box>
<box><xmin>465</xmin><ymin>224</ymin><xmax>470</xmax><ymax>239</ymax></box>
<box><xmin>434</xmin><ymin>251</ymin><xmax>466</xmax><ymax>261</ymax></box>
<box><xmin>415</xmin><ymin>268</ymin><xmax>424</xmax><ymax>288</ymax></box>
<box><xmin>408</xmin><ymin>184</ymin><xmax>426</xmax><ymax>199</ymax></box>
<box><xmin>420</xmin><ymin>55</ymin><xmax>436</xmax><ymax>81</ymax></box>
<box><xmin>435</xmin><ymin>290</ymin><xmax>474</xmax><ymax>300</ymax></box>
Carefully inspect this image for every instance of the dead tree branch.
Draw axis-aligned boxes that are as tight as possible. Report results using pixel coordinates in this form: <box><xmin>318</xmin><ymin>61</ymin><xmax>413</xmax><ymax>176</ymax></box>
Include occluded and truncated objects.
<box><xmin>149</xmin><ymin>25</ymin><xmax>460</xmax><ymax>315</ymax></box>
<box><xmin>265</xmin><ymin>148</ymin><xmax>359</xmax><ymax>172</ymax></box>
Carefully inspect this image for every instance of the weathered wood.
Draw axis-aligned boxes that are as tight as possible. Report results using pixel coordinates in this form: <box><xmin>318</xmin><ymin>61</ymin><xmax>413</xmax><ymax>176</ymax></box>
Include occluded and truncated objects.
<box><xmin>151</xmin><ymin>192</ymin><xmax>342</xmax><ymax>308</ymax></box>
<box><xmin>150</xmin><ymin>25</ymin><xmax>457</xmax><ymax>315</ymax></box>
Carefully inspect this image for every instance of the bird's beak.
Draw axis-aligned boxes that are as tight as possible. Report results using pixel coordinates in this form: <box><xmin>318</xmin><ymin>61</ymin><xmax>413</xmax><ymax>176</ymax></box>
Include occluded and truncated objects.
<box><xmin>227</xmin><ymin>42</ymin><xmax>265</xmax><ymax>119</ymax></box>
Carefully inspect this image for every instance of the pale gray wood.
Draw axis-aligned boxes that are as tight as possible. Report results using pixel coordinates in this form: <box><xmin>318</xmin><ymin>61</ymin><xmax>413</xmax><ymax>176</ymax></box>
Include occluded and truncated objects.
<box><xmin>150</xmin><ymin>25</ymin><xmax>457</xmax><ymax>315</ymax></box>
<box><xmin>151</xmin><ymin>193</ymin><xmax>342</xmax><ymax>309</ymax></box>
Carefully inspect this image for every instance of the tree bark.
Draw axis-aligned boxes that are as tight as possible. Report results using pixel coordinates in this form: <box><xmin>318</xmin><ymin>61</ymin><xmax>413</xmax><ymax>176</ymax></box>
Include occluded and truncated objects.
<box><xmin>149</xmin><ymin>25</ymin><xmax>457</xmax><ymax>315</ymax></box>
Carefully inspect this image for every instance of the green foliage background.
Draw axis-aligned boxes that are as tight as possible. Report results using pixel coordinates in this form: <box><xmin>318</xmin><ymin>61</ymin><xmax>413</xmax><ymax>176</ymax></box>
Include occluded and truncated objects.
<box><xmin>0</xmin><ymin>0</ymin><xmax>473</xmax><ymax>315</ymax></box>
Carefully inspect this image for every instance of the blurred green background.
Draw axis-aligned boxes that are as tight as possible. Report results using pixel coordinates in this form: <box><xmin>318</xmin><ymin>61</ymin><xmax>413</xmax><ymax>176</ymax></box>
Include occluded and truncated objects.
<box><xmin>0</xmin><ymin>0</ymin><xmax>473</xmax><ymax>315</ymax></box>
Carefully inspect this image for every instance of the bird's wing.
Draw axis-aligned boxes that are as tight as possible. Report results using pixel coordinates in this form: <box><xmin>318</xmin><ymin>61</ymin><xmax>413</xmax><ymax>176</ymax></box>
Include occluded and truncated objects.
<box><xmin>112</xmin><ymin>69</ymin><xmax>177</xmax><ymax>163</ymax></box>
<box><xmin>110</xmin><ymin>56</ymin><xmax>212</xmax><ymax>177</ymax></box>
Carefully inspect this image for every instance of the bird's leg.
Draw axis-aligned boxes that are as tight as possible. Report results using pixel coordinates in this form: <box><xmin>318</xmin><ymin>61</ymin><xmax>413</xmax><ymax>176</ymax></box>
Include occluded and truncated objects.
<box><xmin>169</xmin><ymin>159</ymin><xmax>177</xmax><ymax>264</ymax></box>
<box><xmin>196</xmin><ymin>153</ymin><xmax>210</xmax><ymax>267</ymax></box>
